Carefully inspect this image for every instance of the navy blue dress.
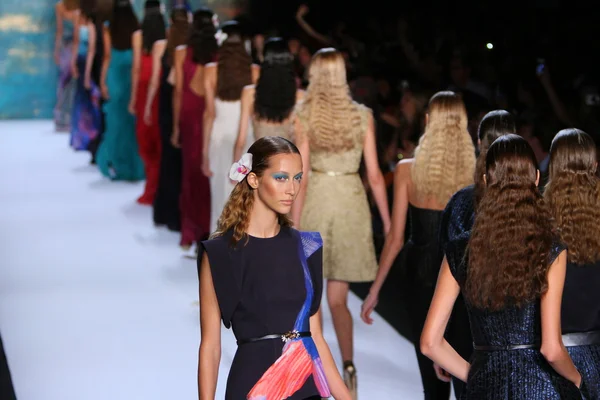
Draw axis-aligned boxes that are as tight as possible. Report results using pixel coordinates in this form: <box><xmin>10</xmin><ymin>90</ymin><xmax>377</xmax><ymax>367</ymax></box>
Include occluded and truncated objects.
<box><xmin>198</xmin><ymin>227</ymin><xmax>327</xmax><ymax>400</ymax></box>
<box><xmin>441</xmin><ymin>186</ymin><xmax>584</xmax><ymax>399</ymax></box>
<box><xmin>562</xmin><ymin>259</ymin><xmax>600</xmax><ymax>399</ymax></box>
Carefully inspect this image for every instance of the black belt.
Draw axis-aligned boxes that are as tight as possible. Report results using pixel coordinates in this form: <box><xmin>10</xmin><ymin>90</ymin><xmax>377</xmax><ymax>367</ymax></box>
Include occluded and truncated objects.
<box><xmin>237</xmin><ymin>330</ymin><xmax>311</xmax><ymax>346</ymax></box>
<box><xmin>473</xmin><ymin>343</ymin><xmax>539</xmax><ymax>351</ymax></box>
<box><xmin>562</xmin><ymin>330</ymin><xmax>600</xmax><ymax>347</ymax></box>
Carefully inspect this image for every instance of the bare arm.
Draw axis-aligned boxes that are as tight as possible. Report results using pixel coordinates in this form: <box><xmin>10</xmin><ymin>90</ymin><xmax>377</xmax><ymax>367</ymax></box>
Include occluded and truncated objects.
<box><xmin>129</xmin><ymin>30</ymin><xmax>142</xmax><ymax>114</ymax></box>
<box><xmin>201</xmin><ymin>64</ymin><xmax>217</xmax><ymax>177</ymax></box>
<box><xmin>171</xmin><ymin>46</ymin><xmax>186</xmax><ymax>147</ymax></box>
<box><xmin>295</xmin><ymin>5</ymin><xmax>333</xmax><ymax>46</ymax></box>
<box><xmin>361</xmin><ymin>161</ymin><xmax>409</xmax><ymax>324</ymax></box>
<box><xmin>290</xmin><ymin>117</ymin><xmax>310</xmax><ymax>227</ymax></box>
<box><xmin>310</xmin><ymin>310</ymin><xmax>352</xmax><ymax>400</ymax></box>
<box><xmin>540</xmin><ymin>250</ymin><xmax>582</xmax><ymax>388</ymax></box>
<box><xmin>363</xmin><ymin>111</ymin><xmax>391</xmax><ymax>233</ymax></box>
<box><xmin>251</xmin><ymin>64</ymin><xmax>260</xmax><ymax>84</ymax></box>
<box><xmin>100</xmin><ymin>26</ymin><xmax>111</xmax><ymax>99</ymax></box>
<box><xmin>143</xmin><ymin>40</ymin><xmax>167</xmax><ymax>125</ymax></box>
<box><xmin>420</xmin><ymin>258</ymin><xmax>470</xmax><ymax>381</ymax></box>
<box><xmin>84</xmin><ymin>22</ymin><xmax>96</xmax><ymax>88</ymax></box>
<box><xmin>233</xmin><ymin>86</ymin><xmax>254</xmax><ymax>163</ymax></box>
<box><xmin>198</xmin><ymin>253</ymin><xmax>222</xmax><ymax>400</ymax></box>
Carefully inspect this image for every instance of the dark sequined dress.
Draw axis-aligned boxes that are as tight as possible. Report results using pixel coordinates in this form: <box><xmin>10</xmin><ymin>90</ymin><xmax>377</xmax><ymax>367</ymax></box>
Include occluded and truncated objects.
<box><xmin>563</xmin><ymin>259</ymin><xmax>600</xmax><ymax>399</ymax></box>
<box><xmin>441</xmin><ymin>186</ymin><xmax>583</xmax><ymax>399</ymax></box>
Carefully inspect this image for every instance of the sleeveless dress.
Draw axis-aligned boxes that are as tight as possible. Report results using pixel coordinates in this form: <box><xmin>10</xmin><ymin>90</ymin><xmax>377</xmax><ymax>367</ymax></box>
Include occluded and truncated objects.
<box><xmin>297</xmin><ymin>104</ymin><xmax>376</xmax><ymax>282</ymax></box>
<box><xmin>403</xmin><ymin>204</ymin><xmax>472</xmax><ymax>399</ymax></box>
<box><xmin>562</xmin><ymin>259</ymin><xmax>600</xmax><ymax>399</ymax></box>
<box><xmin>441</xmin><ymin>188</ymin><xmax>584</xmax><ymax>399</ymax></box>
<box><xmin>70</xmin><ymin>25</ymin><xmax>101</xmax><ymax>151</ymax></box>
<box><xmin>198</xmin><ymin>227</ymin><xmax>330</xmax><ymax>400</ymax></box>
<box><xmin>135</xmin><ymin>51</ymin><xmax>162</xmax><ymax>204</ymax></box>
<box><xmin>209</xmin><ymin>97</ymin><xmax>252</xmax><ymax>233</ymax></box>
<box><xmin>153</xmin><ymin>54</ymin><xmax>182</xmax><ymax>231</ymax></box>
<box><xmin>179</xmin><ymin>50</ymin><xmax>211</xmax><ymax>246</ymax></box>
<box><xmin>96</xmin><ymin>43</ymin><xmax>145</xmax><ymax>181</ymax></box>
<box><xmin>252</xmin><ymin>117</ymin><xmax>292</xmax><ymax>140</ymax></box>
<box><xmin>55</xmin><ymin>17</ymin><xmax>76</xmax><ymax>132</ymax></box>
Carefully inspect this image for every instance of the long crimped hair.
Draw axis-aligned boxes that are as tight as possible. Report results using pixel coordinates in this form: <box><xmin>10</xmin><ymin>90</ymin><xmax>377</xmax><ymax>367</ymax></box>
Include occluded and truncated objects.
<box><xmin>411</xmin><ymin>91</ymin><xmax>476</xmax><ymax>206</ymax></box>
<box><xmin>188</xmin><ymin>8</ymin><xmax>217</xmax><ymax>65</ymax></box>
<box><xmin>294</xmin><ymin>48</ymin><xmax>361</xmax><ymax>152</ymax></box>
<box><xmin>164</xmin><ymin>7</ymin><xmax>189</xmax><ymax>67</ymax></box>
<box><xmin>466</xmin><ymin>134</ymin><xmax>555</xmax><ymax>311</ymax></box>
<box><xmin>141</xmin><ymin>1</ymin><xmax>166</xmax><ymax>54</ymax></box>
<box><xmin>474</xmin><ymin>110</ymin><xmax>516</xmax><ymax>206</ymax></box>
<box><xmin>109</xmin><ymin>0</ymin><xmax>139</xmax><ymax>50</ymax></box>
<box><xmin>544</xmin><ymin>128</ymin><xmax>600</xmax><ymax>264</ymax></box>
<box><xmin>212</xmin><ymin>137</ymin><xmax>300</xmax><ymax>246</ymax></box>
<box><xmin>254</xmin><ymin>38</ymin><xmax>296</xmax><ymax>123</ymax></box>
<box><xmin>216</xmin><ymin>22</ymin><xmax>252</xmax><ymax>101</ymax></box>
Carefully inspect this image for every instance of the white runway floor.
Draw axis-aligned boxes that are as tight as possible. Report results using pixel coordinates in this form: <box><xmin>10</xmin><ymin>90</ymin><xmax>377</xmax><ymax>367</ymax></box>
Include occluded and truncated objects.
<box><xmin>0</xmin><ymin>120</ymin><xmax>442</xmax><ymax>399</ymax></box>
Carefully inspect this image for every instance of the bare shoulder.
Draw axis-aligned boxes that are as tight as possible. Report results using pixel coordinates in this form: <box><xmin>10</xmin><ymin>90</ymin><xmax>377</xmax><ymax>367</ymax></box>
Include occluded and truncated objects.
<box><xmin>152</xmin><ymin>39</ymin><xmax>167</xmax><ymax>53</ymax></box>
<box><xmin>395</xmin><ymin>158</ymin><xmax>414</xmax><ymax>177</ymax></box>
<box><xmin>295</xmin><ymin>89</ymin><xmax>305</xmax><ymax>101</ymax></box>
<box><xmin>251</xmin><ymin>63</ymin><xmax>260</xmax><ymax>71</ymax></box>
<box><xmin>205</xmin><ymin>62</ymin><xmax>218</xmax><ymax>70</ymax></box>
<box><xmin>175</xmin><ymin>44</ymin><xmax>187</xmax><ymax>52</ymax></box>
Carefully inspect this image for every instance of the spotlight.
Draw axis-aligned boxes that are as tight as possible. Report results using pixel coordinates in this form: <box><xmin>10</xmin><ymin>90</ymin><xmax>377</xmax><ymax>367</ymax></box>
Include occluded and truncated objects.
<box><xmin>486</xmin><ymin>43</ymin><xmax>494</xmax><ymax>50</ymax></box>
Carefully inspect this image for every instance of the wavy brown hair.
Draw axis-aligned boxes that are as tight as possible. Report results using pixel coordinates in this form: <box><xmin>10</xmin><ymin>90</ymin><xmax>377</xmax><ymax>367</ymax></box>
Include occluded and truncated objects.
<box><xmin>544</xmin><ymin>128</ymin><xmax>600</xmax><ymax>264</ymax></box>
<box><xmin>466</xmin><ymin>134</ymin><xmax>555</xmax><ymax>311</ymax></box>
<box><xmin>412</xmin><ymin>91</ymin><xmax>476</xmax><ymax>206</ymax></box>
<box><xmin>474</xmin><ymin>110</ymin><xmax>517</xmax><ymax>206</ymax></box>
<box><xmin>294</xmin><ymin>48</ymin><xmax>362</xmax><ymax>152</ymax></box>
<box><xmin>212</xmin><ymin>137</ymin><xmax>300</xmax><ymax>246</ymax></box>
<box><xmin>216</xmin><ymin>22</ymin><xmax>252</xmax><ymax>101</ymax></box>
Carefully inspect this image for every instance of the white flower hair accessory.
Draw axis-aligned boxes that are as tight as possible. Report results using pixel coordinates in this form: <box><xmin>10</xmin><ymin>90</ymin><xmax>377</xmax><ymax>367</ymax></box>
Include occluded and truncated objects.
<box><xmin>229</xmin><ymin>153</ymin><xmax>253</xmax><ymax>182</ymax></box>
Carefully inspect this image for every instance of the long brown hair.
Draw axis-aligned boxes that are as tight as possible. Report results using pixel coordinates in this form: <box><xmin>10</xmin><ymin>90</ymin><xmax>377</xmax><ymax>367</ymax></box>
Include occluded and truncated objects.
<box><xmin>466</xmin><ymin>134</ymin><xmax>555</xmax><ymax>310</ymax></box>
<box><xmin>109</xmin><ymin>0</ymin><xmax>139</xmax><ymax>50</ymax></box>
<box><xmin>212</xmin><ymin>137</ymin><xmax>300</xmax><ymax>246</ymax></box>
<box><xmin>474</xmin><ymin>110</ymin><xmax>517</xmax><ymax>206</ymax></box>
<box><xmin>545</xmin><ymin>128</ymin><xmax>600</xmax><ymax>264</ymax></box>
<box><xmin>164</xmin><ymin>8</ymin><xmax>189</xmax><ymax>67</ymax></box>
<box><xmin>216</xmin><ymin>22</ymin><xmax>252</xmax><ymax>101</ymax></box>
<box><xmin>412</xmin><ymin>91</ymin><xmax>476</xmax><ymax>206</ymax></box>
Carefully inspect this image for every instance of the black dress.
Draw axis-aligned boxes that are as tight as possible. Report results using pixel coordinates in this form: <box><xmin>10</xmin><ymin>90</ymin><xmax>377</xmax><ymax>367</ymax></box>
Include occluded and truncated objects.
<box><xmin>562</xmin><ymin>259</ymin><xmax>600</xmax><ymax>399</ymax></box>
<box><xmin>152</xmin><ymin>54</ymin><xmax>182</xmax><ymax>231</ymax></box>
<box><xmin>441</xmin><ymin>187</ymin><xmax>583</xmax><ymax>399</ymax></box>
<box><xmin>404</xmin><ymin>204</ymin><xmax>472</xmax><ymax>399</ymax></box>
<box><xmin>198</xmin><ymin>227</ymin><xmax>329</xmax><ymax>400</ymax></box>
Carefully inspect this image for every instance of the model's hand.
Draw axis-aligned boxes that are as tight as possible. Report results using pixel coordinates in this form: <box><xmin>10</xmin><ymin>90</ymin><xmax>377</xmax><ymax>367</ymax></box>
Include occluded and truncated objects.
<box><xmin>202</xmin><ymin>157</ymin><xmax>213</xmax><ymax>177</ymax></box>
<box><xmin>434</xmin><ymin>364</ymin><xmax>452</xmax><ymax>382</ymax></box>
<box><xmin>171</xmin><ymin>126</ymin><xmax>180</xmax><ymax>148</ymax></box>
<box><xmin>100</xmin><ymin>84</ymin><xmax>109</xmax><ymax>100</ymax></box>
<box><xmin>84</xmin><ymin>75</ymin><xmax>91</xmax><ymax>90</ymax></box>
<box><xmin>128</xmin><ymin>99</ymin><xmax>136</xmax><ymax>115</ymax></box>
<box><xmin>143</xmin><ymin>106</ymin><xmax>152</xmax><ymax>126</ymax></box>
<box><xmin>360</xmin><ymin>290</ymin><xmax>379</xmax><ymax>324</ymax></box>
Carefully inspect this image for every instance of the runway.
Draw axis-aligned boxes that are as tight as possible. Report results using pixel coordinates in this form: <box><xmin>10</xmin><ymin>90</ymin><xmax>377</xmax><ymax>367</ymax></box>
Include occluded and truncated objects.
<box><xmin>0</xmin><ymin>120</ymin><xmax>440</xmax><ymax>399</ymax></box>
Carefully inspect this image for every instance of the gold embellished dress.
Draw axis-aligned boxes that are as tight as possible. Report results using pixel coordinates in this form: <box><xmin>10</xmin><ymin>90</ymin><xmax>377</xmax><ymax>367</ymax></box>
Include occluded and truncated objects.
<box><xmin>296</xmin><ymin>104</ymin><xmax>377</xmax><ymax>282</ymax></box>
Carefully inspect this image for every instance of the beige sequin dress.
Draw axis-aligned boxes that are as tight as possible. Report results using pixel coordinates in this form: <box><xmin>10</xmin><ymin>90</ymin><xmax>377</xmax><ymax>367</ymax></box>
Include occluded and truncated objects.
<box><xmin>252</xmin><ymin>117</ymin><xmax>293</xmax><ymax>140</ymax></box>
<box><xmin>296</xmin><ymin>104</ymin><xmax>377</xmax><ymax>282</ymax></box>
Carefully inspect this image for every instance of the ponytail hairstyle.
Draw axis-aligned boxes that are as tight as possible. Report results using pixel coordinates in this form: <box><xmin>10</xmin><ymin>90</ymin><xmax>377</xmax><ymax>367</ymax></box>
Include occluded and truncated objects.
<box><xmin>466</xmin><ymin>134</ymin><xmax>554</xmax><ymax>310</ymax></box>
<box><xmin>164</xmin><ymin>7</ymin><xmax>189</xmax><ymax>67</ymax></box>
<box><xmin>216</xmin><ymin>20</ymin><xmax>253</xmax><ymax>101</ymax></box>
<box><xmin>473</xmin><ymin>110</ymin><xmax>517</xmax><ymax>206</ymax></box>
<box><xmin>141</xmin><ymin>0</ymin><xmax>166</xmax><ymax>54</ymax></box>
<box><xmin>544</xmin><ymin>128</ymin><xmax>600</xmax><ymax>264</ymax></box>
<box><xmin>212</xmin><ymin>136</ymin><xmax>300</xmax><ymax>246</ymax></box>
<box><xmin>188</xmin><ymin>7</ymin><xmax>218</xmax><ymax>65</ymax></box>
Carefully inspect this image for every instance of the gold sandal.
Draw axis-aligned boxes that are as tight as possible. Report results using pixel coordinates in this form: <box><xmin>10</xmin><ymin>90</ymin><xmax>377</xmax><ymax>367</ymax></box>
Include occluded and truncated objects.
<box><xmin>343</xmin><ymin>362</ymin><xmax>357</xmax><ymax>400</ymax></box>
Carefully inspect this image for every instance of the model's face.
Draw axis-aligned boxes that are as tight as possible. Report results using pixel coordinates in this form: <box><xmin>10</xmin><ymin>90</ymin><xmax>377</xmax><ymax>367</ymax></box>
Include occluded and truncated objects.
<box><xmin>250</xmin><ymin>154</ymin><xmax>303</xmax><ymax>215</ymax></box>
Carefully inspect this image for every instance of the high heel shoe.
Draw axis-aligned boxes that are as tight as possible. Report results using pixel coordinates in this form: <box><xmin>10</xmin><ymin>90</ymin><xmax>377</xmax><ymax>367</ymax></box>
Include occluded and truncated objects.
<box><xmin>343</xmin><ymin>361</ymin><xmax>357</xmax><ymax>400</ymax></box>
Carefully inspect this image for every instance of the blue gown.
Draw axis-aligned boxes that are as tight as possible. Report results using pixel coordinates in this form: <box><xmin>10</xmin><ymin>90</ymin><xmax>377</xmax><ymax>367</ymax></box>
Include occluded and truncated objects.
<box><xmin>96</xmin><ymin>44</ymin><xmax>144</xmax><ymax>181</ymax></box>
<box><xmin>441</xmin><ymin>186</ymin><xmax>586</xmax><ymax>399</ymax></box>
<box><xmin>70</xmin><ymin>25</ymin><xmax>102</xmax><ymax>151</ymax></box>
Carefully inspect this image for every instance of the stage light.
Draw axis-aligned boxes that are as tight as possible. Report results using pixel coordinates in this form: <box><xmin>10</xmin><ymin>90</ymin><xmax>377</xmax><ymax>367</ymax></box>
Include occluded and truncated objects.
<box><xmin>486</xmin><ymin>43</ymin><xmax>494</xmax><ymax>50</ymax></box>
